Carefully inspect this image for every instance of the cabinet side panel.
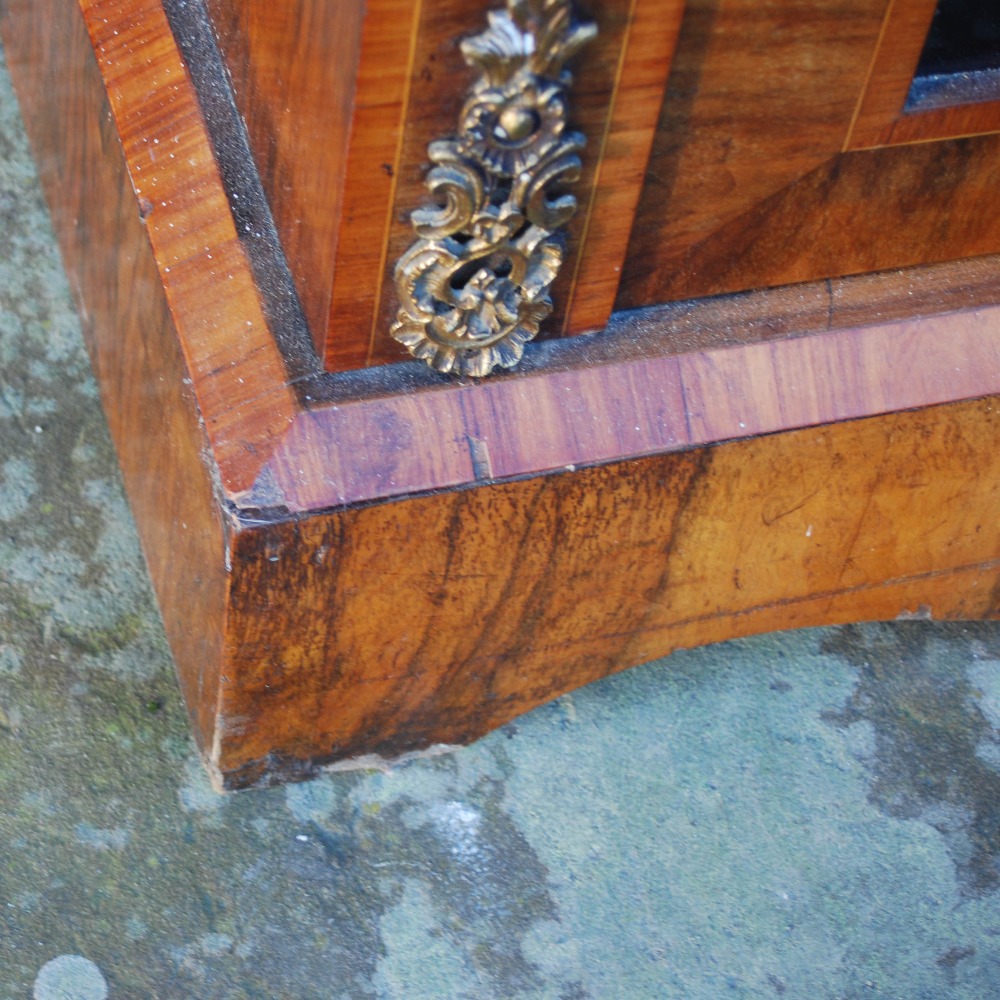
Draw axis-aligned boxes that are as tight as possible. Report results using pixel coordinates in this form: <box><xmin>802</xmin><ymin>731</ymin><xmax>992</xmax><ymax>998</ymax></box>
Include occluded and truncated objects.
<box><xmin>2</xmin><ymin>0</ymin><xmax>230</xmax><ymax>752</ymax></box>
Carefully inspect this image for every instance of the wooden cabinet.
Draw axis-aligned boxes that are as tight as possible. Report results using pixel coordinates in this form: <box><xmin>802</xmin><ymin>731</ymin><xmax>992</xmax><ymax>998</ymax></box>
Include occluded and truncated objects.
<box><xmin>199</xmin><ymin>0</ymin><xmax>1000</xmax><ymax>365</ymax></box>
<box><xmin>4</xmin><ymin>0</ymin><xmax>1000</xmax><ymax>787</ymax></box>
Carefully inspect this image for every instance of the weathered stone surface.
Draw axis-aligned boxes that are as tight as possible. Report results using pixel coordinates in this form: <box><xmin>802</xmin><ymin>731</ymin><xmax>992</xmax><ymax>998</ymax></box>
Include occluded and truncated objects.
<box><xmin>2</xmin><ymin>43</ymin><xmax>999</xmax><ymax>1000</ymax></box>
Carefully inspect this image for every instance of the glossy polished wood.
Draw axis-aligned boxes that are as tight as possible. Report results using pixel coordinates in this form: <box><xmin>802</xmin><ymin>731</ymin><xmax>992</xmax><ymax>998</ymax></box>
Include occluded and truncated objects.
<box><xmin>847</xmin><ymin>0</ymin><xmax>1000</xmax><ymax>148</ymax></box>
<box><xmin>322</xmin><ymin>0</ymin><xmax>424</xmax><ymax>371</ymax></box>
<box><xmin>200</xmin><ymin>0</ymin><xmax>1000</xmax><ymax>362</ymax></box>
<box><xmin>6</xmin><ymin>0</ymin><xmax>1000</xmax><ymax>787</ymax></box>
<box><xmin>559</xmin><ymin>0</ymin><xmax>684</xmax><ymax>337</ymax></box>
<box><xmin>336</xmin><ymin>0</ymin><xmax>683</xmax><ymax>370</ymax></box>
<box><xmin>202</xmin><ymin>0</ymin><xmax>681</xmax><ymax>372</ymax></box>
<box><xmin>84</xmin><ymin>0</ymin><xmax>298</xmax><ymax>495</ymax></box>
<box><xmin>252</xmin><ymin>300</ymin><xmax>1000</xmax><ymax>510</ymax></box>
<box><xmin>617</xmin><ymin>0</ymin><xmax>1000</xmax><ymax>309</ymax></box>
<box><xmin>219</xmin><ymin>396</ymin><xmax>1000</xmax><ymax>785</ymax></box>
<box><xmin>203</xmin><ymin>0</ymin><xmax>364</xmax><ymax>359</ymax></box>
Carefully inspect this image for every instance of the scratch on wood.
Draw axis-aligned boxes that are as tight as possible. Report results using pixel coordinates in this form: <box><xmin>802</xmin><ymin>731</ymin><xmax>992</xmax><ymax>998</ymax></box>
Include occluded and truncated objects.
<box><xmin>762</xmin><ymin>489</ymin><xmax>819</xmax><ymax>526</ymax></box>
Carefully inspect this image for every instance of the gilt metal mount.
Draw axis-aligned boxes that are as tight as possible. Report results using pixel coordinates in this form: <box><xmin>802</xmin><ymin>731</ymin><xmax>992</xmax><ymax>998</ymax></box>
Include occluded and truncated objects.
<box><xmin>391</xmin><ymin>0</ymin><xmax>597</xmax><ymax>377</ymax></box>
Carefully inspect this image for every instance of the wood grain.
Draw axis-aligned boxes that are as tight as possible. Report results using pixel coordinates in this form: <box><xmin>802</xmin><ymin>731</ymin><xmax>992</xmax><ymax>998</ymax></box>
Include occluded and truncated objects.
<box><xmin>219</xmin><ymin>396</ymin><xmax>1000</xmax><ymax>786</ymax></box>
<box><xmin>604</xmin><ymin>253</ymin><xmax>1000</xmax><ymax>356</ymax></box>
<box><xmin>559</xmin><ymin>0</ymin><xmax>684</xmax><ymax>336</ymax></box>
<box><xmin>618</xmin><ymin>0</ymin><xmax>889</xmax><ymax>308</ymax></box>
<box><xmin>198</xmin><ymin>0</ymin><xmax>677</xmax><ymax>371</ymax></box>
<box><xmin>847</xmin><ymin>0</ymin><xmax>1000</xmax><ymax>148</ymax></box>
<box><xmin>42</xmin><ymin>0</ymin><xmax>1000</xmax><ymax>512</ymax></box>
<box><xmin>74</xmin><ymin>0</ymin><xmax>298</xmax><ymax>495</ymax></box>
<box><xmin>625</xmin><ymin>133</ymin><xmax>1000</xmax><ymax>304</ymax></box>
<box><xmin>617</xmin><ymin>0</ymin><xmax>1000</xmax><ymax>310</ymax></box>
<box><xmin>322</xmin><ymin>0</ymin><xmax>679</xmax><ymax>370</ymax></box>
<box><xmin>322</xmin><ymin>0</ymin><xmax>424</xmax><ymax>371</ymax></box>
<box><xmin>362</xmin><ymin>0</ymin><xmax>639</xmax><ymax>368</ymax></box>
<box><xmin>202</xmin><ymin>0</ymin><xmax>364</xmax><ymax>358</ymax></box>
<box><xmin>251</xmin><ymin>300</ymin><xmax>1000</xmax><ymax>510</ymax></box>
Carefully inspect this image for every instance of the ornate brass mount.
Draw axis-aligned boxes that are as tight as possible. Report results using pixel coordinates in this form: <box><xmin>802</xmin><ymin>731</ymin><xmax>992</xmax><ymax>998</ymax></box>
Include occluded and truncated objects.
<box><xmin>391</xmin><ymin>0</ymin><xmax>597</xmax><ymax>377</ymax></box>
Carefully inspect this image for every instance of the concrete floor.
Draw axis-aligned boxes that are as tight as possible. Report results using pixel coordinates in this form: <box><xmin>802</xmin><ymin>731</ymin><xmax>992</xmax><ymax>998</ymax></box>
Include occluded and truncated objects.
<box><xmin>2</xmin><ymin>44</ymin><xmax>1000</xmax><ymax>1000</ymax></box>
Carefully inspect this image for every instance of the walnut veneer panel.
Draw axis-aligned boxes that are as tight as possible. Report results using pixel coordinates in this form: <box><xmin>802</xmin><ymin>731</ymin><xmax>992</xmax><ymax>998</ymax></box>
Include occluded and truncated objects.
<box><xmin>201</xmin><ymin>0</ymin><xmax>682</xmax><ymax>372</ymax></box>
<box><xmin>617</xmin><ymin>0</ymin><xmax>1000</xmax><ymax>309</ymax></box>
<box><xmin>220</xmin><ymin>396</ymin><xmax>1000</xmax><ymax>785</ymax></box>
<box><xmin>202</xmin><ymin>0</ymin><xmax>364</xmax><ymax>358</ymax></box>
<box><xmin>330</xmin><ymin>0</ymin><xmax>682</xmax><ymax>371</ymax></box>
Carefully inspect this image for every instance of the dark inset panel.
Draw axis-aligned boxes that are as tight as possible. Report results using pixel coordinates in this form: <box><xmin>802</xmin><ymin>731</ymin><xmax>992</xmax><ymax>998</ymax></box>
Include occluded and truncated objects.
<box><xmin>915</xmin><ymin>0</ymin><xmax>1000</xmax><ymax>77</ymax></box>
<box><xmin>907</xmin><ymin>0</ymin><xmax>1000</xmax><ymax>112</ymax></box>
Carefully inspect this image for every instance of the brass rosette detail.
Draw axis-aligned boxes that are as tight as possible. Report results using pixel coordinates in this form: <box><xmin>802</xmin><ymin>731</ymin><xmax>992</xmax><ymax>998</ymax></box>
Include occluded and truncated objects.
<box><xmin>391</xmin><ymin>0</ymin><xmax>596</xmax><ymax>377</ymax></box>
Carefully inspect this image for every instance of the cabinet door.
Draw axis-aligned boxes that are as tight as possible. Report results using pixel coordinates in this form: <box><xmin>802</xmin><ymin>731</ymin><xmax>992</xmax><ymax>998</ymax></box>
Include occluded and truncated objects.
<box><xmin>617</xmin><ymin>0</ymin><xmax>1000</xmax><ymax>311</ymax></box>
<box><xmin>206</xmin><ymin>0</ymin><xmax>1000</xmax><ymax>371</ymax></box>
<box><xmin>204</xmin><ymin>0</ymin><xmax>683</xmax><ymax>371</ymax></box>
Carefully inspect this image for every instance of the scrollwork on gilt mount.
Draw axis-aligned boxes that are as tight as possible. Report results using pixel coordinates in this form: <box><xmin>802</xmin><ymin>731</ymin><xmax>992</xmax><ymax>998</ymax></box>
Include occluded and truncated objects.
<box><xmin>391</xmin><ymin>0</ymin><xmax>597</xmax><ymax>377</ymax></box>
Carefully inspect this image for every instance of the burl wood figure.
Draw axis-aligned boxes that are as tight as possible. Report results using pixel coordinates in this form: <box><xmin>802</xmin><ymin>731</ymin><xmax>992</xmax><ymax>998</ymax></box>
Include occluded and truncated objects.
<box><xmin>3</xmin><ymin>0</ymin><xmax>999</xmax><ymax>788</ymax></box>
